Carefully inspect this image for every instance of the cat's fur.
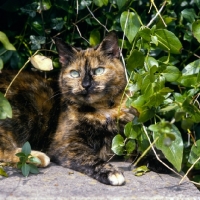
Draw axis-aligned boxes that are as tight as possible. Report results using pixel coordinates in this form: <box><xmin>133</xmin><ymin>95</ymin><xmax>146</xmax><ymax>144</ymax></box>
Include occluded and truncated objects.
<box><xmin>0</xmin><ymin>32</ymin><xmax>138</xmax><ymax>185</ymax></box>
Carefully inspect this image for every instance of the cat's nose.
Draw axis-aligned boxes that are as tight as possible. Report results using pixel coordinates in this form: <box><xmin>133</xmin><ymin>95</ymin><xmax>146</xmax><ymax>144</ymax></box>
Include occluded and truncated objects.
<box><xmin>82</xmin><ymin>75</ymin><xmax>91</xmax><ymax>90</ymax></box>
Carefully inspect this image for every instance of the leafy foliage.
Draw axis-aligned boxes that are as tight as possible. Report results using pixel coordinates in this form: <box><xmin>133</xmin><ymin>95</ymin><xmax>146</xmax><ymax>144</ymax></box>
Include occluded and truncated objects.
<box><xmin>0</xmin><ymin>0</ymin><xmax>200</xmax><ymax>183</ymax></box>
<box><xmin>16</xmin><ymin>142</ymin><xmax>41</xmax><ymax>177</ymax></box>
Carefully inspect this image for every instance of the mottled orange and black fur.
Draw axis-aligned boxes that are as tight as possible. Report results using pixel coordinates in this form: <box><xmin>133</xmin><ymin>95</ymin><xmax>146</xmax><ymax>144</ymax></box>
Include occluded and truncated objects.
<box><xmin>0</xmin><ymin>32</ymin><xmax>137</xmax><ymax>185</ymax></box>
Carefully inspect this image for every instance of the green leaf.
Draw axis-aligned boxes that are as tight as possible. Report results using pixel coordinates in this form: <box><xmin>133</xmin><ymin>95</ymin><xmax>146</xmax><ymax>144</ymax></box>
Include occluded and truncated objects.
<box><xmin>111</xmin><ymin>134</ymin><xmax>125</xmax><ymax>155</ymax></box>
<box><xmin>22</xmin><ymin>142</ymin><xmax>31</xmax><ymax>155</ymax></box>
<box><xmin>51</xmin><ymin>18</ymin><xmax>65</xmax><ymax>31</ymax></box>
<box><xmin>38</xmin><ymin>0</ymin><xmax>52</xmax><ymax>11</ymax></box>
<box><xmin>79</xmin><ymin>0</ymin><xmax>92</xmax><ymax>10</ymax></box>
<box><xmin>146</xmin><ymin>57</ymin><xmax>159</xmax><ymax>69</ymax></box>
<box><xmin>181</xmin><ymin>8</ymin><xmax>197</xmax><ymax>23</ymax></box>
<box><xmin>188</xmin><ymin>140</ymin><xmax>200</xmax><ymax>167</ymax></box>
<box><xmin>178</xmin><ymin>75</ymin><xmax>197</xmax><ymax>87</ymax></box>
<box><xmin>89</xmin><ymin>30</ymin><xmax>100</xmax><ymax>47</ymax></box>
<box><xmin>21</xmin><ymin>163</ymin><xmax>30</xmax><ymax>177</ymax></box>
<box><xmin>124</xmin><ymin>122</ymin><xmax>138</xmax><ymax>139</ymax></box>
<box><xmin>125</xmin><ymin>139</ymin><xmax>136</xmax><ymax>155</ymax></box>
<box><xmin>146</xmin><ymin>93</ymin><xmax>165</xmax><ymax>107</ymax></box>
<box><xmin>0</xmin><ymin>58</ymin><xmax>3</xmax><ymax>70</ymax></box>
<box><xmin>182</xmin><ymin>59</ymin><xmax>200</xmax><ymax>75</ymax></box>
<box><xmin>29</xmin><ymin>164</ymin><xmax>40</xmax><ymax>174</ymax></box>
<box><xmin>151</xmin><ymin>35</ymin><xmax>158</xmax><ymax>46</ymax></box>
<box><xmin>181</xmin><ymin>118</ymin><xmax>194</xmax><ymax>130</ymax></box>
<box><xmin>15</xmin><ymin>152</ymin><xmax>26</xmax><ymax>158</ymax></box>
<box><xmin>182</xmin><ymin>99</ymin><xmax>200</xmax><ymax>123</ymax></box>
<box><xmin>192</xmin><ymin>20</ymin><xmax>200</xmax><ymax>43</ymax></box>
<box><xmin>30</xmin><ymin>20</ymin><xmax>44</xmax><ymax>35</ymax></box>
<box><xmin>154</xmin><ymin>29</ymin><xmax>182</xmax><ymax>54</ymax></box>
<box><xmin>138</xmin><ymin>28</ymin><xmax>151</xmax><ymax>42</ymax></box>
<box><xmin>116</xmin><ymin>0</ymin><xmax>126</xmax><ymax>10</ymax></box>
<box><xmin>93</xmin><ymin>0</ymin><xmax>108</xmax><ymax>7</ymax></box>
<box><xmin>152</xmin><ymin>122</ymin><xmax>183</xmax><ymax>172</ymax></box>
<box><xmin>0</xmin><ymin>167</ymin><xmax>8</xmax><ymax>177</ymax></box>
<box><xmin>127</xmin><ymin>50</ymin><xmax>144</xmax><ymax>71</ymax></box>
<box><xmin>29</xmin><ymin>156</ymin><xmax>41</xmax><ymax>165</ymax></box>
<box><xmin>120</xmin><ymin>11</ymin><xmax>140</xmax><ymax>43</ymax></box>
<box><xmin>30</xmin><ymin>35</ymin><xmax>46</xmax><ymax>50</ymax></box>
<box><xmin>0</xmin><ymin>92</ymin><xmax>12</xmax><ymax>119</ymax></box>
<box><xmin>138</xmin><ymin>107</ymin><xmax>155</xmax><ymax>123</ymax></box>
<box><xmin>162</xmin><ymin>66</ymin><xmax>181</xmax><ymax>82</ymax></box>
<box><xmin>133</xmin><ymin>165</ymin><xmax>150</xmax><ymax>176</ymax></box>
<box><xmin>20</xmin><ymin>2</ymin><xmax>38</xmax><ymax>18</ymax></box>
<box><xmin>0</xmin><ymin>32</ymin><xmax>16</xmax><ymax>51</ymax></box>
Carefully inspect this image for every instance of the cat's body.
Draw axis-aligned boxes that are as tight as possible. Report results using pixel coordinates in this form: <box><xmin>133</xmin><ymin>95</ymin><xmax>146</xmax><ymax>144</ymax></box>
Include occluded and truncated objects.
<box><xmin>0</xmin><ymin>32</ymin><xmax>137</xmax><ymax>185</ymax></box>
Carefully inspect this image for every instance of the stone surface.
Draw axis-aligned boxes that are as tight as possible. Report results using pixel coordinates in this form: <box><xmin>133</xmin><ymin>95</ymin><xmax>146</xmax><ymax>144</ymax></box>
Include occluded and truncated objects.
<box><xmin>0</xmin><ymin>162</ymin><xmax>200</xmax><ymax>200</ymax></box>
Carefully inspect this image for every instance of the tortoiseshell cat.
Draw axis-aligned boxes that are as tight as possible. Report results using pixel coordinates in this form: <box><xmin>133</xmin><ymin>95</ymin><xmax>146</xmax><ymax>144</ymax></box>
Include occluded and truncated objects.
<box><xmin>0</xmin><ymin>32</ymin><xmax>138</xmax><ymax>185</ymax></box>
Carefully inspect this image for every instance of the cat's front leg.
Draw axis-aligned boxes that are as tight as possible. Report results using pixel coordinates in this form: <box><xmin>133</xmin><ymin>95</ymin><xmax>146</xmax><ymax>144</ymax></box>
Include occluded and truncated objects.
<box><xmin>48</xmin><ymin>143</ymin><xmax>125</xmax><ymax>186</ymax></box>
<box><xmin>118</xmin><ymin>106</ymin><xmax>139</xmax><ymax>126</ymax></box>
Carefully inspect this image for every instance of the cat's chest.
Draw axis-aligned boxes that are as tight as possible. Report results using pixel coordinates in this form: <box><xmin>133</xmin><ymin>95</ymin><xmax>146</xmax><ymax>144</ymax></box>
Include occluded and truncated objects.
<box><xmin>63</xmin><ymin>105</ymin><xmax>119</xmax><ymax>132</ymax></box>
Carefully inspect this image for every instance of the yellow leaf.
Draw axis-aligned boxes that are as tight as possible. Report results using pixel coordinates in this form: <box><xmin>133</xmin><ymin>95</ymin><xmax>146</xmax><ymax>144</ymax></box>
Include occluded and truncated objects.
<box><xmin>30</xmin><ymin>55</ymin><xmax>53</xmax><ymax>71</ymax></box>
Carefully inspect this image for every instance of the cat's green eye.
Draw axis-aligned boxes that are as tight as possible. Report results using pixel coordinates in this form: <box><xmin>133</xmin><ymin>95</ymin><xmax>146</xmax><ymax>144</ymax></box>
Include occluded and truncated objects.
<box><xmin>70</xmin><ymin>70</ymin><xmax>80</xmax><ymax>78</ymax></box>
<box><xmin>94</xmin><ymin>67</ymin><xmax>104</xmax><ymax>75</ymax></box>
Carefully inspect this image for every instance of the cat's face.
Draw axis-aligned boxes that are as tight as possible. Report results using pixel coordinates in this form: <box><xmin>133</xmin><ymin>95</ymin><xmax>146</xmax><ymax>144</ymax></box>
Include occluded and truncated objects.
<box><xmin>54</xmin><ymin>32</ymin><xmax>127</xmax><ymax>105</ymax></box>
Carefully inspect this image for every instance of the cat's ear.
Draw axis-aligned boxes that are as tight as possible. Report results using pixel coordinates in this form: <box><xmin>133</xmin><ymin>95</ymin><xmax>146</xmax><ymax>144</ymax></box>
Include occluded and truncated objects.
<box><xmin>97</xmin><ymin>31</ymin><xmax>120</xmax><ymax>58</ymax></box>
<box><xmin>53</xmin><ymin>37</ymin><xmax>78</xmax><ymax>66</ymax></box>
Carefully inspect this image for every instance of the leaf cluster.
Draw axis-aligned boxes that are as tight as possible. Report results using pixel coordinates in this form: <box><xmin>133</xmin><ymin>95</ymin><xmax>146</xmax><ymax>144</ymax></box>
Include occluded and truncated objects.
<box><xmin>15</xmin><ymin>142</ymin><xmax>41</xmax><ymax>177</ymax></box>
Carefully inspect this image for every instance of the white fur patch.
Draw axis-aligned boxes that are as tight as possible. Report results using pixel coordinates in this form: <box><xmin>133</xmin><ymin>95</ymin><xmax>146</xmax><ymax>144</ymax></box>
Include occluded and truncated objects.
<box><xmin>108</xmin><ymin>172</ymin><xmax>125</xmax><ymax>186</ymax></box>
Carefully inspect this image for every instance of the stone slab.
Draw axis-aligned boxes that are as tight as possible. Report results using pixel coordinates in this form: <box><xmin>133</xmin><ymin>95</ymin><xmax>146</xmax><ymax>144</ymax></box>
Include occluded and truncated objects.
<box><xmin>0</xmin><ymin>162</ymin><xmax>200</xmax><ymax>200</ymax></box>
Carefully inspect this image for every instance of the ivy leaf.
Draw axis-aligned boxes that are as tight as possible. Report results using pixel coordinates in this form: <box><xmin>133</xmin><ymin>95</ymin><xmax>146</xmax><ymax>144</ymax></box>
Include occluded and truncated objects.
<box><xmin>124</xmin><ymin>122</ymin><xmax>139</xmax><ymax>139</ymax></box>
<box><xmin>188</xmin><ymin>140</ymin><xmax>200</xmax><ymax>168</ymax></box>
<box><xmin>178</xmin><ymin>75</ymin><xmax>197</xmax><ymax>87</ymax></box>
<box><xmin>125</xmin><ymin>139</ymin><xmax>136</xmax><ymax>155</ymax></box>
<box><xmin>133</xmin><ymin>165</ymin><xmax>150</xmax><ymax>176</ymax></box>
<box><xmin>111</xmin><ymin>134</ymin><xmax>125</xmax><ymax>155</ymax></box>
<box><xmin>30</xmin><ymin>35</ymin><xmax>46</xmax><ymax>50</ymax></box>
<box><xmin>93</xmin><ymin>0</ymin><xmax>108</xmax><ymax>7</ymax></box>
<box><xmin>151</xmin><ymin>35</ymin><xmax>158</xmax><ymax>46</ymax></box>
<box><xmin>127</xmin><ymin>50</ymin><xmax>145</xmax><ymax>71</ymax></box>
<box><xmin>120</xmin><ymin>11</ymin><xmax>140</xmax><ymax>43</ymax></box>
<box><xmin>37</xmin><ymin>0</ymin><xmax>52</xmax><ymax>11</ymax></box>
<box><xmin>51</xmin><ymin>18</ymin><xmax>65</xmax><ymax>30</ymax></box>
<box><xmin>154</xmin><ymin>29</ymin><xmax>182</xmax><ymax>54</ymax></box>
<box><xmin>0</xmin><ymin>58</ymin><xmax>3</xmax><ymax>70</ymax></box>
<box><xmin>161</xmin><ymin>66</ymin><xmax>181</xmax><ymax>82</ymax></box>
<box><xmin>30</xmin><ymin>20</ymin><xmax>44</xmax><ymax>35</ymax></box>
<box><xmin>116</xmin><ymin>0</ymin><xmax>126</xmax><ymax>10</ymax></box>
<box><xmin>0</xmin><ymin>92</ymin><xmax>12</xmax><ymax>119</ymax></box>
<box><xmin>89</xmin><ymin>30</ymin><xmax>100</xmax><ymax>47</ymax></box>
<box><xmin>152</xmin><ymin>122</ymin><xmax>183</xmax><ymax>172</ymax></box>
<box><xmin>22</xmin><ymin>142</ymin><xmax>31</xmax><ymax>155</ymax></box>
<box><xmin>145</xmin><ymin>57</ymin><xmax>159</xmax><ymax>69</ymax></box>
<box><xmin>181</xmin><ymin>8</ymin><xmax>197</xmax><ymax>23</ymax></box>
<box><xmin>138</xmin><ymin>107</ymin><xmax>155</xmax><ymax>123</ymax></box>
<box><xmin>20</xmin><ymin>2</ymin><xmax>38</xmax><ymax>18</ymax></box>
<box><xmin>182</xmin><ymin>98</ymin><xmax>200</xmax><ymax>123</ymax></box>
<box><xmin>0</xmin><ymin>31</ymin><xmax>16</xmax><ymax>51</ymax></box>
<box><xmin>0</xmin><ymin>167</ymin><xmax>8</xmax><ymax>177</ymax></box>
<box><xmin>192</xmin><ymin>20</ymin><xmax>200</xmax><ymax>43</ymax></box>
<box><xmin>79</xmin><ymin>0</ymin><xmax>92</xmax><ymax>10</ymax></box>
<box><xmin>182</xmin><ymin>59</ymin><xmax>200</xmax><ymax>75</ymax></box>
<box><xmin>138</xmin><ymin>28</ymin><xmax>151</xmax><ymax>42</ymax></box>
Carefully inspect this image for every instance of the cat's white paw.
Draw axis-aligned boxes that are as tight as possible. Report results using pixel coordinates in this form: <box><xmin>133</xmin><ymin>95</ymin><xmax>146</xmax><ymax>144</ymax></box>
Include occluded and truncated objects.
<box><xmin>31</xmin><ymin>150</ymin><xmax>50</xmax><ymax>167</ymax></box>
<box><xmin>108</xmin><ymin>171</ymin><xmax>125</xmax><ymax>186</ymax></box>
